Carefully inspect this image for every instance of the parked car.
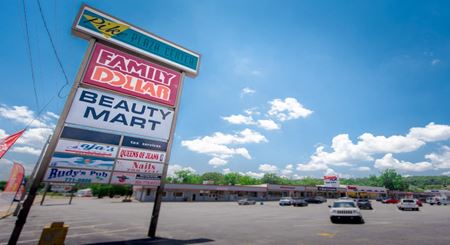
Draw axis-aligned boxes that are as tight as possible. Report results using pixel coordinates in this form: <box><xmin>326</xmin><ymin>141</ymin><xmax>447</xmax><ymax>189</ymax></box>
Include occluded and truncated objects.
<box><xmin>329</xmin><ymin>200</ymin><xmax>364</xmax><ymax>224</ymax></box>
<box><xmin>397</xmin><ymin>199</ymin><xmax>419</xmax><ymax>211</ymax></box>
<box><xmin>426</xmin><ymin>196</ymin><xmax>450</xmax><ymax>206</ymax></box>
<box><xmin>291</xmin><ymin>199</ymin><xmax>308</xmax><ymax>207</ymax></box>
<box><xmin>279</xmin><ymin>197</ymin><xmax>293</xmax><ymax>206</ymax></box>
<box><xmin>376</xmin><ymin>197</ymin><xmax>386</xmax><ymax>202</ymax></box>
<box><xmin>238</xmin><ymin>198</ymin><xmax>256</xmax><ymax>205</ymax></box>
<box><xmin>305</xmin><ymin>196</ymin><xmax>326</xmax><ymax>204</ymax></box>
<box><xmin>382</xmin><ymin>198</ymin><xmax>400</xmax><ymax>204</ymax></box>
<box><xmin>416</xmin><ymin>199</ymin><xmax>423</xmax><ymax>207</ymax></box>
<box><xmin>356</xmin><ymin>199</ymin><xmax>373</xmax><ymax>210</ymax></box>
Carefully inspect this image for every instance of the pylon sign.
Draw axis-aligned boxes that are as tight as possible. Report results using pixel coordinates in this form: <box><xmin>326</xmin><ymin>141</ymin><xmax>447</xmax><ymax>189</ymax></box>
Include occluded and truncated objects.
<box><xmin>39</xmin><ymin>4</ymin><xmax>199</xmax><ymax>187</ymax></box>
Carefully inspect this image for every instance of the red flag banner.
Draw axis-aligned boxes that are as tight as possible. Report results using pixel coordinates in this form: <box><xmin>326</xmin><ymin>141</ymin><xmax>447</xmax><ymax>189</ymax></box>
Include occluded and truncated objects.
<box><xmin>0</xmin><ymin>162</ymin><xmax>25</xmax><ymax>213</ymax></box>
<box><xmin>3</xmin><ymin>162</ymin><xmax>25</xmax><ymax>193</ymax></box>
<box><xmin>0</xmin><ymin>129</ymin><xmax>25</xmax><ymax>159</ymax></box>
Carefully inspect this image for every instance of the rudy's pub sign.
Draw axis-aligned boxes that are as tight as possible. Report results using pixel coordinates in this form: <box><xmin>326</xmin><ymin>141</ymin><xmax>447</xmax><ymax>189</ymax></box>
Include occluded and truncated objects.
<box><xmin>73</xmin><ymin>5</ymin><xmax>201</xmax><ymax>77</ymax></box>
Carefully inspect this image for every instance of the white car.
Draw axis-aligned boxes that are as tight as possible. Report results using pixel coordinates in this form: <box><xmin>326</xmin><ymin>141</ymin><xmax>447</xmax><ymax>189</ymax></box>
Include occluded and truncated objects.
<box><xmin>397</xmin><ymin>199</ymin><xmax>419</xmax><ymax>211</ymax></box>
<box><xmin>426</xmin><ymin>196</ymin><xmax>449</xmax><ymax>206</ymax></box>
<box><xmin>329</xmin><ymin>200</ymin><xmax>364</xmax><ymax>223</ymax></box>
<box><xmin>279</xmin><ymin>197</ymin><xmax>293</xmax><ymax>206</ymax></box>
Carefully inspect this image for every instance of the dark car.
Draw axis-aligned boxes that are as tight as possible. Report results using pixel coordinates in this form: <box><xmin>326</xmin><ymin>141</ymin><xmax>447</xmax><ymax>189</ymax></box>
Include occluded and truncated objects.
<box><xmin>356</xmin><ymin>199</ymin><xmax>373</xmax><ymax>210</ymax></box>
<box><xmin>292</xmin><ymin>199</ymin><xmax>308</xmax><ymax>207</ymax></box>
<box><xmin>305</xmin><ymin>196</ymin><xmax>326</xmax><ymax>204</ymax></box>
<box><xmin>376</xmin><ymin>197</ymin><xmax>385</xmax><ymax>202</ymax></box>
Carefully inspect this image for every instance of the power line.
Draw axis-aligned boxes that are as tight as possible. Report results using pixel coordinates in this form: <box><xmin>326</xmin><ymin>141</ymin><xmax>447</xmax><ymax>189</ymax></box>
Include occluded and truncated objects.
<box><xmin>36</xmin><ymin>0</ymin><xmax>70</xmax><ymax>98</ymax></box>
<box><xmin>22</xmin><ymin>0</ymin><xmax>40</xmax><ymax>111</ymax></box>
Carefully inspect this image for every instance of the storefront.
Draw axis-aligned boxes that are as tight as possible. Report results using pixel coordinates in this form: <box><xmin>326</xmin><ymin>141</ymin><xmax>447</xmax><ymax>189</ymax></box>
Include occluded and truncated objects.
<box><xmin>347</xmin><ymin>185</ymin><xmax>387</xmax><ymax>199</ymax></box>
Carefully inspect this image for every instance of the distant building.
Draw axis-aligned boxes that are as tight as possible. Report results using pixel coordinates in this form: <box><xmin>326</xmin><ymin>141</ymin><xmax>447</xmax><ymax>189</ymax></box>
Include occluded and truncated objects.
<box><xmin>133</xmin><ymin>183</ymin><xmax>382</xmax><ymax>202</ymax></box>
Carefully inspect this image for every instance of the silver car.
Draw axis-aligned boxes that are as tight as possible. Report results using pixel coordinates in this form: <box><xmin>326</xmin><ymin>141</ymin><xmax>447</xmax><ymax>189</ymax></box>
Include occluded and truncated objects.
<box><xmin>238</xmin><ymin>198</ymin><xmax>256</xmax><ymax>205</ymax></box>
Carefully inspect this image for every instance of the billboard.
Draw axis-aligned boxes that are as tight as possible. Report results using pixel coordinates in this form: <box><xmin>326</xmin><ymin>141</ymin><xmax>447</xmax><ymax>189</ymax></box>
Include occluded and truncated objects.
<box><xmin>114</xmin><ymin>159</ymin><xmax>163</xmax><ymax>174</ymax></box>
<box><xmin>111</xmin><ymin>172</ymin><xmax>161</xmax><ymax>185</ymax></box>
<box><xmin>44</xmin><ymin>167</ymin><xmax>111</xmax><ymax>184</ymax></box>
<box><xmin>73</xmin><ymin>5</ymin><xmax>200</xmax><ymax>77</ymax></box>
<box><xmin>324</xmin><ymin>175</ymin><xmax>339</xmax><ymax>187</ymax></box>
<box><xmin>66</xmin><ymin>87</ymin><xmax>174</xmax><ymax>140</ymax></box>
<box><xmin>49</xmin><ymin>153</ymin><xmax>115</xmax><ymax>170</ymax></box>
<box><xmin>83</xmin><ymin>43</ymin><xmax>181</xmax><ymax>107</ymax></box>
<box><xmin>55</xmin><ymin>139</ymin><xmax>119</xmax><ymax>158</ymax></box>
<box><xmin>118</xmin><ymin>147</ymin><xmax>165</xmax><ymax>163</ymax></box>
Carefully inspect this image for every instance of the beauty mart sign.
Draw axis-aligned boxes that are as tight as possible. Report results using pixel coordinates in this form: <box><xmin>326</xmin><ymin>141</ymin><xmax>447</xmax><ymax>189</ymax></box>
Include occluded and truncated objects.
<box><xmin>66</xmin><ymin>88</ymin><xmax>174</xmax><ymax>141</ymax></box>
<box><xmin>83</xmin><ymin>43</ymin><xmax>181</xmax><ymax>107</ymax></box>
<box><xmin>324</xmin><ymin>175</ymin><xmax>339</xmax><ymax>187</ymax></box>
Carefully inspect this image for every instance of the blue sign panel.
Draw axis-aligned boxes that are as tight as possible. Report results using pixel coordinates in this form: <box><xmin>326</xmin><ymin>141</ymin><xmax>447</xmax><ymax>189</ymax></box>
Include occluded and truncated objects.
<box><xmin>60</xmin><ymin>126</ymin><xmax>121</xmax><ymax>145</ymax></box>
<box><xmin>49</xmin><ymin>152</ymin><xmax>115</xmax><ymax>170</ymax></box>
<box><xmin>122</xmin><ymin>136</ymin><xmax>167</xmax><ymax>152</ymax></box>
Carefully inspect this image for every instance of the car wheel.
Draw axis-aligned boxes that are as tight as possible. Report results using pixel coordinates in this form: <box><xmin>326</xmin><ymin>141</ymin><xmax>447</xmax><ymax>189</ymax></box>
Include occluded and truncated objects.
<box><xmin>360</xmin><ymin>218</ymin><xmax>365</xmax><ymax>224</ymax></box>
<box><xmin>437</xmin><ymin>202</ymin><xmax>441</xmax><ymax>206</ymax></box>
<box><xmin>330</xmin><ymin>218</ymin><xmax>336</xmax><ymax>223</ymax></box>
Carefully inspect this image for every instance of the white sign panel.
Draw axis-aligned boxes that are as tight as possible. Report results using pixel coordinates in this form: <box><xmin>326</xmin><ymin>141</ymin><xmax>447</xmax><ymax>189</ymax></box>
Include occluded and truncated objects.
<box><xmin>110</xmin><ymin>172</ymin><xmax>161</xmax><ymax>185</ymax></box>
<box><xmin>118</xmin><ymin>147</ymin><xmax>165</xmax><ymax>163</ymax></box>
<box><xmin>324</xmin><ymin>175</ymin><xmax>340</xmax><ymax>188</ymax></box>
<box><xmin>43</xmin><ymin>167</ymin><xmax>111</xmax><ymax>184</ymax></box>
<box><xmin>114</xmin><ymin>159</ymin><xmax>163</xmax><ymax>174</ymax></box>
<box><xmin>66</xmin><ymin>88</ymin><xmax>174</xmax><ymax>140</ymax></box>
<box><xmin>55</xmin><ymin>139</ymin><xmax>119</xmax><ymax>158</ymax></box>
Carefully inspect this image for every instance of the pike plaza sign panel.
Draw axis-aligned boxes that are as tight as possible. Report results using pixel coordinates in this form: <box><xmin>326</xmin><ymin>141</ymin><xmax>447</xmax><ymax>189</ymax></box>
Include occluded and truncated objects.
<box><xmin>66</xmin><ymin>87</ymin><xmax>174</xmax><ymax>141</ymax></box>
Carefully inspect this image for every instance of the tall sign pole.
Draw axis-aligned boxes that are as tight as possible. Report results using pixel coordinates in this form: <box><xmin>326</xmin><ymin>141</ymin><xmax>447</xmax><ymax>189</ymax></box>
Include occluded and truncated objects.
<box><xmin>148</xmin><ymin>73</ymin><xmax>185</xmax><ymax>238</ymax></box>
<box><xmin>8</xmin><ymin>39</ymin><xmax>96</xmax><ymax>245</ymax></box>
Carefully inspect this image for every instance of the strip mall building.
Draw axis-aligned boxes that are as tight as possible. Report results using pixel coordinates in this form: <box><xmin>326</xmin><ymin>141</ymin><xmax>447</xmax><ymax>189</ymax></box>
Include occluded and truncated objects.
<box><xmin>133</xmin><ymin>184</ymin><xmax>387</xmax><ymax>202</ymax></box>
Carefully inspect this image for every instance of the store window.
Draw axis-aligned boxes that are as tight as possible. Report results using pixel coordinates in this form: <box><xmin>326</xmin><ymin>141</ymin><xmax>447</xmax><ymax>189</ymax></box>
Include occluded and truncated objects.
<box><xmin>174</xmin><ymin>192</ymin><xmax>183</xmax><ymax>197</ymax></box>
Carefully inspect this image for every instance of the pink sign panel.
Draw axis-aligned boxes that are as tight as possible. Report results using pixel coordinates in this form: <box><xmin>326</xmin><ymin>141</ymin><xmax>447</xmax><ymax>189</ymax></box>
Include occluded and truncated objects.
<box><xmin>83</xmin><ymin>43</ymin><xmax>181</xmax><ymax>107</ymax></box>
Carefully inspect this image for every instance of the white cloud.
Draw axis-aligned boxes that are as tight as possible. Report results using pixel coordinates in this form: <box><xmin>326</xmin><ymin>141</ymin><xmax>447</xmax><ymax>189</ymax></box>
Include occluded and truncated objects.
<box><xmin>280</xmin><ymin>164</ymin><xmax>294</xmax><ymax>177</ymax></box>
<box><xmin>297</xmin><ymin>162</ymin><xmax>328</xmax><ymax>171</ymax></box>
<box><xmin>181</xmin><ymin>129</ymin><xmax>267</xmax><ymax>167</ymax></box>
<box><xmin>11</xmin><ymin>146</ymin><xmax>41</xmax><ymax>156</ymax></box>
<box><xmin>425</xmin><ymin>146</ymin><xmax>450</xmax><ymax>169</ymax></box>
<box><xmin>257</xmin><ymin>119</ymin><xmax>280</xmax><ymax>130</ymax></box>
<box><xmin>16</xmin><ymin>127</ymin><xmax>53</xmax><ymax>146</ymax></box>
<box><xmin>0</xmin><ymin>105</ymin><xmax>48</xmax><ymax>128</ymax></box>
<box><xmin>374</xmin><ymin>153</ymin><xmax>433</xmax><ymax>172</ymax></box>
<box><xmin>0</xmin><ymin>129</ymin><xmax>7</xmax><ymax>138</ymax></box>
<box><xmin>222</xmin><ymin>114</ymin><xmax>255</xmax><ymax>125</ymax></box>
<box><xmin>442</xmin><ymin>171</ymin><xmax>450</xmax><ymax>176</ymax></box>
<box><xmin>167</xmin><ymin>164</ymin><xmax>196</xmax><ymax>177</ymax></box>
<box><xmin>222</xmin><ymin>168</ymin><xmax>231</xmax><ymax>174</ymax></box>
<box><xmin>356</xmin><ymin>166</ymin><xmax>371</xmax><ymax>172</ymax></box>
<box><xmin>45</xmin><ymin>112</ymin><xmax>59</xmax><ymax>120</ymax></box>
<box><xmin>297</xmin><ymin>123</ymin><xmax>450</xmax><ymax>172</ymax></box>
<box><xmin>208</xmin><ymin>157</ymin><xmax>228</xmax><ymax>168</ymax></box>
<box><xmin>240</xmin><ymin>171</ymin><xmax>264</xmax><ymax>179</ymax></box>
<box><xmin>268</xmin><ymin>98</ymin><xmax>313</xmax><ymax>121</ymax></box>
<box><xmin>408</xmin><ymin>123</ymin><xmax>450</xmax><ymax>142</ymax></box>
<box><xmin>244</xmin><ymin>108</ymin><xmax>260</xmax><ymax>116</ymax></box>
<box><xmin>258</xmin><ymin>164</ymin><xmax>278</xmax><ymax>173</ymax></box>
<box><xmin>241</xmin><ymin>87</ymin><xmax>256</xmax><ymax>97</ymax></box>
<box><xmin>431</xmin><ymin>59</ymin><xmax>440</xmax><ymax>65</ymax></box>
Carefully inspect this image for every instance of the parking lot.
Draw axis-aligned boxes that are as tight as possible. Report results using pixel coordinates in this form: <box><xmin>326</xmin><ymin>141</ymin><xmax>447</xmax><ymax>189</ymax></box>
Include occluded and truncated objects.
<box><xmin>1</xmin><ymin>197</ymin><xmax>450</xmax><ymax>244</ymax></box>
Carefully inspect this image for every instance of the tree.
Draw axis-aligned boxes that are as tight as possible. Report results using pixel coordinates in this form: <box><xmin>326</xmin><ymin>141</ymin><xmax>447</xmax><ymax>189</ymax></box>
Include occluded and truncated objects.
<box><xmin>378</xmin><ymin>169</ymin><xmax>408</xmax><ymax>191</ymax></box>
<box><xmin>223</xmin><ymin>173</ymin><xmax>240</xmax><ymax>185</ymax></box>
<box><xmin>174</xmin><ymin>170</ymin><xmax>202</xmax><ymax>184</ymax></box>
<box><xmin>201</xmin><ymin>172</ymin><xmax>224</xmax><ymax>184</ymax></box>
<box><xmin>261</xmin><ymin>173</ymin><xmax>283</xmax><ymax>184</ymax></box>
<box><xmin>0</xmin><ymin>181</ymin><xmax>6</xmax><ymax>191</ymax></box>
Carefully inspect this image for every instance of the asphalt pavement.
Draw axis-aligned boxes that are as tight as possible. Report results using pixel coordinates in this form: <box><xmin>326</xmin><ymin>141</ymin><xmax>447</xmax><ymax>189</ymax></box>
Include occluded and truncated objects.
<box><xmin>0</xmin><ymin>197</ymin><xmax>449</xmax><ymax>244</ymax></box>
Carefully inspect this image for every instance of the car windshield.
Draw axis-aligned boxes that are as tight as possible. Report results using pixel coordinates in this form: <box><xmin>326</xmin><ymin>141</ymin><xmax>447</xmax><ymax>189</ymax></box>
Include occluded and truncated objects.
<box><xmin>402</xmin><ymin>200</ymin><xmax>414</xmax><ymax>203</ymax></box>
<box><xmin>333</xmin><ymin>202</ymin><xmax>356</xmax><ymax>208</ymax></box>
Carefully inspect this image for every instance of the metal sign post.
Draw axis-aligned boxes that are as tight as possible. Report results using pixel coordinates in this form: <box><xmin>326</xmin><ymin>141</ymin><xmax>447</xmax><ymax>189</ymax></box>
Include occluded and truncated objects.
<box><xmin>8</xmin><ymin>39</ymin><xmax>95</xmax><ymax>245</ymax></box>
<box><xmin>148</xmin><ymin>72</ymin><xmax>185</xmax><ymax>238</ymax></box>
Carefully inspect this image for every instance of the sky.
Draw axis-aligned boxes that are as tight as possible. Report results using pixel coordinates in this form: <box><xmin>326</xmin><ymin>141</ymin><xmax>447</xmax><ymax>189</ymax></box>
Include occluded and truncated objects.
<box><xmin>1</xmin><ymin>0</ymin><xmax>449</xmax><ymax>180</ymax></box>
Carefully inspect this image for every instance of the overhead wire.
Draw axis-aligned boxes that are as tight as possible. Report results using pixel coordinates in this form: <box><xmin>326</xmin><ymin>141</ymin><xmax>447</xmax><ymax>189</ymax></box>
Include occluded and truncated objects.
<box><xmin>22</xmin><ymin>0</ymin><xmax>40</xmax><ymax>111</ymax></box>
<box><xmin>36</xmin><ymin>0</ymin><xmax>70</xmax><ymax>99</ymax></box>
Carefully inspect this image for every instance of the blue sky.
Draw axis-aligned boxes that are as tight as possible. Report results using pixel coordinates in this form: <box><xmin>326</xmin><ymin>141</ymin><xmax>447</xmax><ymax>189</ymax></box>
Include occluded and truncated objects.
<box><xmin>1</xmin><ymin>0</ymin><xmax>449</xmax><ymax>180</ymax></box>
